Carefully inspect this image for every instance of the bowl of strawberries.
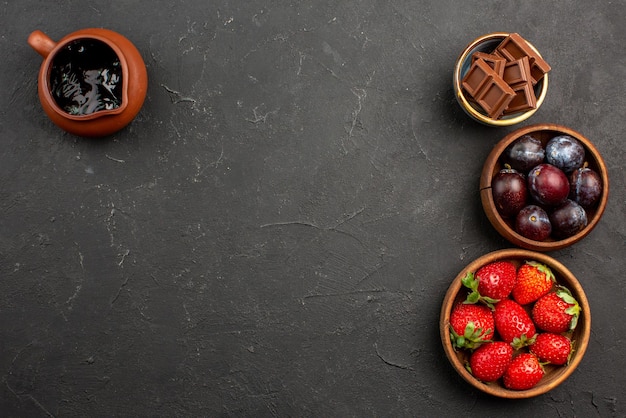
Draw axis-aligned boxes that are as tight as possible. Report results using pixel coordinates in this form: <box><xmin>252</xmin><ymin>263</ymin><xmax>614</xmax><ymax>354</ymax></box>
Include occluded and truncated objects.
<box><xmin>439</xmin><ymin>248</ymin><xmax>590</xmax><ymax>398</ymax></box>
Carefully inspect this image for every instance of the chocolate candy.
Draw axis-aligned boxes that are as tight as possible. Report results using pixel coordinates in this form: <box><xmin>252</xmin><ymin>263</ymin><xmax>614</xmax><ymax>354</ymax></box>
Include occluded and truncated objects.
<box><xmin>461</xmin><ymin>33</ymin><xmax>550</xmax><ymax>119</ymax></box>
<box><xmin>503</xmin><ymin>56</ymin><xmax>531</xmax><ymax>86</ymax></box>
<box><xmin>496</xmin><ymin>33</ymin><xmax>551</xmax><ymax>85</ymax></box>
<box><xmin>506</xmin><ymin>82</ymin><xmax>537</xmax><ymax>114</ymax></box>
<box><xmin>463</xmin><ymin>59</ymin><xmax>515</xmax><ymax>119</ymax></box>
<box><xmin>472</xmin><ymin>51</ymin><xmax>506</xmax><ymax>77</ymax></box>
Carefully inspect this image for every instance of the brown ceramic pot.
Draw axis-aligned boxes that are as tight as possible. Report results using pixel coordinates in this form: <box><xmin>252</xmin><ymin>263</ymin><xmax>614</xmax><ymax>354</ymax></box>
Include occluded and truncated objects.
<box><xmin>28</xmin><ymin>28</ymin><xmax>148</xmax><ymax>137</ymax></box>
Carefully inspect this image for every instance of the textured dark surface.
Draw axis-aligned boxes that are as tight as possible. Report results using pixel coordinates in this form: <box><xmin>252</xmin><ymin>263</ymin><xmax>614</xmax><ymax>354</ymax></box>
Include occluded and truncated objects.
<box><xmin>2</xmin><ymin>1</ymin><xmax>625</xmax><ymax>416</ymax></box>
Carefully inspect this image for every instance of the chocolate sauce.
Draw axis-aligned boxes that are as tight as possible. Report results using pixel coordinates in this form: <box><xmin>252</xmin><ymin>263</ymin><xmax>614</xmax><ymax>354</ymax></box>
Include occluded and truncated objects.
<box><xmin>49</xmin><ymin>38</ymin><xmax>123</xmax><ymax>115</ymax></box>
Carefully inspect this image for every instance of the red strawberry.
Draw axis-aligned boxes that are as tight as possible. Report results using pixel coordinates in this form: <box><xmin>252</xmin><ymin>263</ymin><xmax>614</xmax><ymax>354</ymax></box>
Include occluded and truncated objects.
<box><xmin>468</xmin><ymin>341</ymin><xmax>513</xmax><ymax>382</ymax></box>
<box><xmin>530</xmin><ymin>333</ymin><xmax>572</xmax><ymax>366</ymax></box>
<box><xmin>511</xmin><ymin>261</ymin><xmax>555</xmax><ymax>305</ymax></box>
<box><xmin>462</xmin><ymin>260</ymin><xmax>517</xmax><ymax>306</ymax></box>
<box><xmin>494</xmin><ymin>299</ymin><xmax>536</xmax><ymax>348</ymax></box>
<box><xmin>449</xmin><ymin>302</ymin><xmax>495</xmax><ymax>350</ymax></box>
<box><xmin>532</xmin><ymin>287</ymin><xmax>580</xmax><ymax>333</ymax></box>
<box><xmin>503</xmin><ymin>353</ymin><xmax>544</xmax><ymax>390</ymax></box>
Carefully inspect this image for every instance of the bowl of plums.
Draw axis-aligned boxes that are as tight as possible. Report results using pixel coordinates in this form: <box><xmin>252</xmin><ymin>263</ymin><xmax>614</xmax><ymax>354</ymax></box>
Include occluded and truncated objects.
<box><xmin>480</xmin><ymin>123</ymin><xmax>609</xmax><ymax>251</ymax></box>
<box><xmin>440</xmin><ymin>248</ymin><xmax>590</xmax><ymax>398</ymax></box>
<box><xmin>453</xmin><ymin>33</ymin><xmax>550</xmax><ymax>126</ymax></box>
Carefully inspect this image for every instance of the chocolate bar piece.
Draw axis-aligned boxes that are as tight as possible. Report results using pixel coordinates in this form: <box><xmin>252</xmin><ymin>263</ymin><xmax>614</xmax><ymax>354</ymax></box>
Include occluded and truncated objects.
<box><xmin>462</xmin><ymin>58</ymin><xmax>493</xmax><ymax>97</ymax></box>
<box><xmin>462</xmin><ymin>58</ymin><xmax>516</xmax><ymax>119</ymax></box>
<box><xmin>529</xmin><ymin>60</ymin><xmax>551</xmax><ymax>86</ymax></box>
<box><xmin>504</xmin><ymin>82</ymin><xmax>537</xmax><ymax>114</ymax></box>
<box><xmin>475</xmin><ymin>77</ymin><xmax>515</xmax><ymax>119</ymax></box>
<box><xmin>472</xmin><ymin>52</ymin><xmax>506</xmax><ymax>77</ymax></box>
<box><xmin>495</xmin><ymin>33</ymin><xmax>551</xmax><ymax>85</ymax></box>
<box><xmin>503</xmin><ymin>56</ymin><xmax>531</xmax><ymax>86</ymax></box>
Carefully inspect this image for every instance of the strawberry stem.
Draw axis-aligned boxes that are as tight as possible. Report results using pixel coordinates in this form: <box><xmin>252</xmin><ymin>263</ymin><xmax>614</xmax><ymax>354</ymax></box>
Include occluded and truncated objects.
<box><xmin>461</xmin><ymin>271</ymin><xmax>499</xmax><ymax>309</ymax></box>
<box><xmin>449</xmin><ymin>322</ymin><xmax>493</xmax><ymax>350</ymax></box>
<box><xmin>556</xmin><ymin>286</ymin><xmax>581</xmax><ymax>331</ymax></box>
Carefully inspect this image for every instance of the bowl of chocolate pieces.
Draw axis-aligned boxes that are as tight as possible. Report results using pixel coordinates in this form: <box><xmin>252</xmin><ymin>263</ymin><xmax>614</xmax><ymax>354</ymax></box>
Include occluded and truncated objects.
<box><xmin>453</xmin><ymin>32</ymin><xmax>551</xmax><ymax>126</ymax></box>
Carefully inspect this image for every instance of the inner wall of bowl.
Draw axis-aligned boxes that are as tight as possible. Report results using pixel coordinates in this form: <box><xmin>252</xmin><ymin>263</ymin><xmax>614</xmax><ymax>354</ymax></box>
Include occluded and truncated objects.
<box><xmin>460</xmin><ymin>39</ymin><xmax>543</xmax><ymax>121</ymax></box>
<box><xmin>48</xmin><ymin>37</ymin><xmax>124</xmax><ymax>116</ymax></box>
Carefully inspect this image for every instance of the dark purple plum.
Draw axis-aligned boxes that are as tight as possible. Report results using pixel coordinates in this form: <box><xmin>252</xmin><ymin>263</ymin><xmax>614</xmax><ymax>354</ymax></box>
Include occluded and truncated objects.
<box><xmin>515</xmin><ymin>205</ymin><xmax>552</xmax><ymax>241</ymax></box>
<box><xmin>502</xmin><ymin>134</ymin><xmax>545</xmax><ymax>173</ymax></box>
<box><xmin>569</xmin><ymin>166</ymin><xmax>602</xmax><ymax>208</ymax></box>
<box><xmin>545</xmin><ymin>135</ymin><xmax>585</xmax><ymax>173</ymax></box>
<box><xmin>549</xmin><ymin>199</ymin><xmax>588</xmax><ymax>239</ymax></box>
<box><xmin>528</xmin><ymin>163</ymin><xmax>570</xmax><ymax>206</ymax></box>
<box><xmin>492</xmin><ymin>168</ymin><xmax>528</xmax><ymax>218</ymax></box>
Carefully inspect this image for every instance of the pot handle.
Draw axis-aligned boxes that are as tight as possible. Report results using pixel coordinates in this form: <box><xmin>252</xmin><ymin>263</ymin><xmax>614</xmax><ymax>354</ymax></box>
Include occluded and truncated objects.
<box><xmin>28</xmin><ymin>30</ymin><xmax>57</xmax><ymax>58</ymax></box>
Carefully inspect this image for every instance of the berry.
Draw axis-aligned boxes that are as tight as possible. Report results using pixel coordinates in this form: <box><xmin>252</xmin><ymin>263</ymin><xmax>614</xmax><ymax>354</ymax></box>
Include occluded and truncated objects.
<box><xmin>528</xmin><ymin>163</ymin><xmax>570</xmax><ymax>207</ymax></box>
<box><xmin>549</xmin><ymin>199</ymin><xmax>588</xmax><ymax>239</ymax></box>
<box><xmin>468</xmin><ymin>341</ymin><xmax>514</xmax><ymax>382</ymax></box>
<box><xmin>545</xmin><ymin>135</ymin><xmax>585</xmax><ymax>173</ymax></box>
<box><xmin>502</xmin><ymin>134</ymin><xmax>546</xmax><ymax>173</ymax></box>
<box><xmin>492</xmin><ymin>167</ymin><xmax>528</xmax><ymax>218</ymax></box>
<box><xmin>511</xmin><ymin>261</ymin><xmax>555</xmax><ymax>305</ymax></box>
<box><xmin>462</xmin><ymin>261</ymin><xmax>517</xmax><ymax>306</ymax></box>
<box><xmin>449</xmin><ymin>302</ymin><xmax>495</xmax><ymax>350</ymax></box>
<box><xmin>503</xmin><ymin>353</ymin><xmax>544</xmax><ymax>390</ymax></box>
<box><xmin>494</xmin><ymin>299</ymin><xmax>536</xmax><ymax>348</ymax></box>
<box><xmin>530</xmin><ymin>333</ymin><xmax>572</xmax><ymax>366</ymax></box>
<box><xmin>515</xmin><ymin>205</ymin><xmax>551</xmax><ymax>241</ymax></box>
<box><xmin>532</xmin><ymin>287</ymin><xmax>581</xmax><ymax>333</ymax></box>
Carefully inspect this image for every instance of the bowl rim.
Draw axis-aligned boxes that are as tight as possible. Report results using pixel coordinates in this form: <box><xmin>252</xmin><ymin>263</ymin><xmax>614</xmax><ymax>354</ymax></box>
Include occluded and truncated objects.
<box><xmin>439</xmin><ymin>248</ymin><xmax>591</xmax><ymax>399</ymax></box>
<box><xmin>480</xmin><ymin>123</ymin><xmax>610</xmax><ymax>251</ymax></box>
<box><xmin>453</xmin><ymin>32</ymin><xmax>549</xmax><ymax>126</ymax></box>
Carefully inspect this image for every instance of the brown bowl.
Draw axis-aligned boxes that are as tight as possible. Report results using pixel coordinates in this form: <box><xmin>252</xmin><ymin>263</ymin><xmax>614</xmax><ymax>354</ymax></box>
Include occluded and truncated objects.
<box><xmin>28</xmin><ymin>28</ymin><xmax>148</xmax><ymax>137</ymax></box>
<box><xmin>453</xmin><ymin>33</ymin><xmax>549</xmax><ymax>126</ymax></box>
<box><xmin>439</xmin><ymin>248</ymin><xmax>591</xmax><ymax>399</ymax></box>
<box><xmin>480</xmin><ymin>123</ymin><xmax>609</xmax><ymax>251</ymax></box>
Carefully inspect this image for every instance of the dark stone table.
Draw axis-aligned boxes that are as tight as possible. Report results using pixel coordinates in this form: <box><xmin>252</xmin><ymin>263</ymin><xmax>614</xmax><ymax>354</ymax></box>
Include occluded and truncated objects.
<box><xmin>2</xmin><ymin>1</ymin><xmax>625</xmax><ymax>416</ymax></box>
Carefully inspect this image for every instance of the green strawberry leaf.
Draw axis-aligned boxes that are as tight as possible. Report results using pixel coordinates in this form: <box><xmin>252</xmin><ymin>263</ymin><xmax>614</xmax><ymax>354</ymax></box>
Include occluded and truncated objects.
<box><xmin>479</xmin><ymin>296</ymin><xmax>500</xmax><ymax>310</ymax></box>
<box><xmin>464</xmin><ymin>322</ymin><xmax>476</xmax><ymax>338</ymax></box>
<box><xmin>449</xmin><ymin>322</ymin><xmax>492</xmax><ymax>350</ymax></box>
<box><xmin>461</xmin><ymin>271</ymin><xmax>478</xmax><ymax>290</ymax></box>
<box><xmin>465</xmin><ymin>291</ymin><xmax>481</xmax><ymax>304</ymax></box>
<box><xmin>461</xmin><ymin>271</ymin><xmax>499</xmax><ymax>308</ymax></box>
<box><xmin>568</xmin><ymin>313</ymin><xmax>579</xmax><ymax>331</ymax></box>
<box><xmin>453</xmin><ymin>334</ymin><xmax>466</xmax><ymax>349</ymax></box>
<box><xmin>511</xmin><ymin>333</ymin><xmax>537</xmax><ymax>350</ymax></box>
<box><xmin>556</xmin><ymin>286</ymin><xmax>581</xmax><ymax>330</ymax></box>
<box><xmin>462</xmin><ymin>272</ymin><xmax>481</xmax><ymax>304</ymax></box>
<box><xmin>567</xmin><ymin>341</ymin><xmax>576</xmax><ymax>365</ymax></box>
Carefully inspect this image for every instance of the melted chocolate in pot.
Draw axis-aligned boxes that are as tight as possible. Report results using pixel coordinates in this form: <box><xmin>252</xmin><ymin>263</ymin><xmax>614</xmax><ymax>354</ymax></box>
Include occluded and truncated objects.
<box><xmin>49</xmin><ymin>39</ymin><xmax>123</xmax><ymax>115</ymax></box>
